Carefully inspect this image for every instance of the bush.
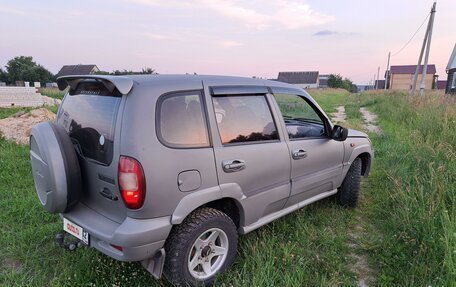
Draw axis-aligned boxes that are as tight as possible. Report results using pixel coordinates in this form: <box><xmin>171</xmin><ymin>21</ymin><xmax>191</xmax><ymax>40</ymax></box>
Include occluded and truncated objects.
<box><xmin>327</xmin><ymin>74</ymin><xmax>357</xmax><ymax>93</ymax></box>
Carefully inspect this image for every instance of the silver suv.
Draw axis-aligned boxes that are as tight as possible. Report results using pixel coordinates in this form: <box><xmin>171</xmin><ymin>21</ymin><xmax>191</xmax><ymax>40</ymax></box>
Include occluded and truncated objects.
<box><xmin>30</xmin><ymin>74</ymin><xmax>373</xmax><ymax>286</ymax></box>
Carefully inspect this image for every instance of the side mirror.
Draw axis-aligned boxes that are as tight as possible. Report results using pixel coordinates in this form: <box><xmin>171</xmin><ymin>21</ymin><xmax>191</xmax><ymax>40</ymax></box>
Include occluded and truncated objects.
<box><xmin>331</xmin><ymin>125</ymin><xmax>348</xmax><ymax>141</ymax></box>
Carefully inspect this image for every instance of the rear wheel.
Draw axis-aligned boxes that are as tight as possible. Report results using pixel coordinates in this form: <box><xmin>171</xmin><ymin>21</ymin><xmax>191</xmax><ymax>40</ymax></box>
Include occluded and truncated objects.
<box><xmin>164</xmin><ymin>207</ymin><xmax>238</xmax><ymax>286</ymax></box>
<box><xmin>338</xmin><ymin>157</ymin><xmax>362</xmax><ymax>207</ymax></box>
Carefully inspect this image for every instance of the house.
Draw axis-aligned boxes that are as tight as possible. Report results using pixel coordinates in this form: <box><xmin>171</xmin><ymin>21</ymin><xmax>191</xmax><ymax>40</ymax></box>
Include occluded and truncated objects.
<box><xmin>388</xmin><ymin>64</ymin><xmax>436</xmax><ymax>90</ymax></box>
<box><xmin>446</xmin><ymin>44</ymin><xmax>456</xmax><ymax>94</ymax></box>
<box><xmin>276</xmin><ymin>71</ymin><xmax>319</xmax><ymax>89</ymax></box>
<box><xmin>318</xmin><ymin>74</ymin><xmax>330</xmax><ymax>88</ymax></box>
<box><xmin>56</xmin><ymin>64</ymin><xmax>99</xmax><ymax>78</ymax></box>
<box><xmin>374</xmin><ymin>80</ymin><xmax>385</xmax><ymax>90</ymax></box>
<box><xmin>437</xmin><ymin>81</ymin><xmax>447</xmax><ymax>90</ymax></box>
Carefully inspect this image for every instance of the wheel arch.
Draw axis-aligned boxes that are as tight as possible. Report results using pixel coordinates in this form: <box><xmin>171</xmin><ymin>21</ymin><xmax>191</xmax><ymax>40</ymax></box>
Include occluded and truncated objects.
<box><xmin>171</xmin><ymin>185</ymin><xmax>245</xmax><ymax>230</ymax></box>
<box><xmin>357</xmin><ymin>152</ymin><xmax>372</xmax><ymax>176</ymax></box>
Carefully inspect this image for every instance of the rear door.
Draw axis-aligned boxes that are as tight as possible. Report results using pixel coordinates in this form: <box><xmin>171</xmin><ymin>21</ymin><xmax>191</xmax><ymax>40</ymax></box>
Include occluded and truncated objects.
<box><xmin>56</xmin><ymin>80</ymin><xmax>127</xmax><ymax>222</ymax></box>
<box><xmin>270</xmin><ymin>89</ymin><xmax>344</xmax><ymax>207</ymax></box>
<box><xmin>203</xmin><ymin>84</ymin><xmax>291</xmax><ymax>226</ymax></box>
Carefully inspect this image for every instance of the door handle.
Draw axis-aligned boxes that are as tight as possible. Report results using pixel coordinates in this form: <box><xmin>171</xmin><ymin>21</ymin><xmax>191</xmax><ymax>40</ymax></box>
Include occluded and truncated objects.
<box><xmin>292</xmin><ymin>149</ymin><xmax>307</xmax><ymax>160</ymax></box>
<box><xmin>222</xmin><ymin>159</ymin><xmax>246</xmax><ymax>173</ymax></box>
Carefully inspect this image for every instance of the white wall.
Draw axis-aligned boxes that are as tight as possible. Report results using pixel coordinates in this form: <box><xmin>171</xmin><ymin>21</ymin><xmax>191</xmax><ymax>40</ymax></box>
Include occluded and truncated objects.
<box><xmin>293</xmin><ymin>83</ymin><xmax>319</xmax><ymax>89</ymax></box>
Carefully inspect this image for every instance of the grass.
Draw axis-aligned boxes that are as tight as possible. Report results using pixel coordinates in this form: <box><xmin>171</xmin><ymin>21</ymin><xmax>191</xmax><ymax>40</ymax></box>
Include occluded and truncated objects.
<box><xmin>0</xmin><ymin>89</ymin><xmax>455</xmax><ymax>286</ymax></box>
<box><xmin>353</xmin><ymin>91</ymin><xmax>456</xmax><ymax>286</ymax></box>
<box><xmin>0</xmin><ymin>107</ymin><xmax>34</xmax><ymax>119</ymax></box>
<box><xmin>39</xmin><ymin>88</ymin><xmax>65</xmax><ymax>100</ymax></box>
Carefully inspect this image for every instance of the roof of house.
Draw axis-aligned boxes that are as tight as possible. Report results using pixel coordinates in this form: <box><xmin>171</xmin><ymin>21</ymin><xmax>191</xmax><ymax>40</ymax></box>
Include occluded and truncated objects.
<box><xmin>447</xmin><ymin>44</ymin><xmax>456</xmax><ymax>70</ymax></box>
<box><xmin>56</xmin><ymin>65</ymin><xmax>98</xmax><ymax>77</ymax></box>
<box><xmin>277</xmin><ymin>71</ymin><xmax>319</xmax><ymax>84</ymax></box>
<box><xmin>437</xmin><ymin>80</ymin><xmax>447</xmax><ymax>90</ymax></box>
<box><xmin>390</xmin><ymin>65</ymin><xmax>436</xmax><ymax>75</ymax></box>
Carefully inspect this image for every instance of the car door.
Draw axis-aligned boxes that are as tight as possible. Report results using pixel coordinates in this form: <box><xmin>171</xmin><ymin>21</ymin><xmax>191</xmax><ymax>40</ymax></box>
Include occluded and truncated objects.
<box><xmin>203</xmin><ymin>84</ymin><xmax>291</xmax><ymax>227</ymax></box>
<box><xmin>270</xmin><ymin>88</ymin><xmax>344</xmax><ymax>207</ymax></box>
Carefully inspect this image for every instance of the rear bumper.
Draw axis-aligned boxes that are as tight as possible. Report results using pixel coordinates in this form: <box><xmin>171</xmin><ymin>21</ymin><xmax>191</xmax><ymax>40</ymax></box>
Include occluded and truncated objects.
<box><xmin>62</xmin><ymin>203</ymin><xmax>172</xmax><ymax>262</ymax></box>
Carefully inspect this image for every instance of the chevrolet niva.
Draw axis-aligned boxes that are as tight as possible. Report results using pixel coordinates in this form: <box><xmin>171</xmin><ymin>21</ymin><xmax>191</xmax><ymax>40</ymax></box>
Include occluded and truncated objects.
<box><xmin>30</xmin><ymin>74</ymin><xmax>373</xmax><ymax>286</ymax></box>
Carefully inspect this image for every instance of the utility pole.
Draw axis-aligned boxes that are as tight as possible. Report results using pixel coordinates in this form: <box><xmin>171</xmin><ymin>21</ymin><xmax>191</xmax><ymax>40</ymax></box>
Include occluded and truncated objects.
<box><xmin>410</xmin><ymin>2</ymin><xmax>437</xmax><ymax>96</ymax></box>
<box><xmin>419</xmin><ymin>2</ymin><xmax>436</xmax><ymax>96</ymax></box>
<box><xmin>385</xmin><ymin>52</ymin><xmax>390</xmax><ymax>90</ymax></box>
<box><xmin>376</xmin><ymin>66</ymin><xmax>380</xmax><ymax>89</ymax></box>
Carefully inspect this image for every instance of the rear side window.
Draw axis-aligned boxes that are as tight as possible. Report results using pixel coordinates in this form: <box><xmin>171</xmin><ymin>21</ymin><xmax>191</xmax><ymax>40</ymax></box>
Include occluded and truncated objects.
<box><xmin>157</xmin><ymin>92</ymin><xmax>209</xmax><ymax>148</ymax></box>
<box><xmin>56</xmin><ymin>91</ymin><xmax>121</xmax><ymax>165</ymax></box>
<box><xmin>212</xmin><ymin>95</ymin><xmax>279</xmax><ymax>145</ymax></box>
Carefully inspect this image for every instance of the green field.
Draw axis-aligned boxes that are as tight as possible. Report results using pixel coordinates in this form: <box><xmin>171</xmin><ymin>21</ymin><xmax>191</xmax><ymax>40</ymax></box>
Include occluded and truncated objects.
<box><xmin>0</xmin><ymin>90</ymin><xmax>454</xmax><ymax>286</ymax></box>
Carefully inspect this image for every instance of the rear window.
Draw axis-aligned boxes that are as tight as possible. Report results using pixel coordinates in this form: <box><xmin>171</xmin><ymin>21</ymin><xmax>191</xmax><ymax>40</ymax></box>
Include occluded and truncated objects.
<box><xmin>56</xmin><ymin>85</ymin><xmax>121</xmax><ymax>165</ymax></box>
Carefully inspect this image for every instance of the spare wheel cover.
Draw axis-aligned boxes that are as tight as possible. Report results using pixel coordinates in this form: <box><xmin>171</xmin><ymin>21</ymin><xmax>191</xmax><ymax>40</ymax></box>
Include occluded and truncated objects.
<box><xmin>30</xmin><ymin>122</ymin><xmax>81</xmax><ymax>213</ymax></box>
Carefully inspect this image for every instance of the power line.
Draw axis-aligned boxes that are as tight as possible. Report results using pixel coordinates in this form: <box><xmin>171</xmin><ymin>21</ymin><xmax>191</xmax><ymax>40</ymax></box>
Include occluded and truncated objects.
<box><xmin>391</xmin><ymin>12</ymin><xmax>430</xmax><ymax>57</ymax></box>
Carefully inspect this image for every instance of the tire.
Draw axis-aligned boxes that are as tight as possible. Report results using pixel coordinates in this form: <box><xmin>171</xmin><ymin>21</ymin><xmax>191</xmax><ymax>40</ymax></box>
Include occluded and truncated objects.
<box><xmin>164</xmin><ymin>207</ymin><xmax>238</xmax><ymax>287</ymax></box>
<box><xmin>338</xmin><ymin>157</ymin><xmax>362</xmax><ymax>208</ymax></box>
<box><xmin>30</xmin><ymin>121</ymin><xmax>82</xmax><ymax>213</ymax></box>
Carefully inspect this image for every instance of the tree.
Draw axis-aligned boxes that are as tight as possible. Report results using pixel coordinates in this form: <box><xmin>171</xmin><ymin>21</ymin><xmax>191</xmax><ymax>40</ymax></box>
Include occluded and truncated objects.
<box><xmin>0</xmin><ymin>68</ymin><xmax>7</xmax><ymax>83</ymax></box>
<box><xmin>111</xmin><ymin>67</ymin><xmax>157</xmax><ymax>75</ymax></box>
<box><xmin>96</xmin><ymin>67</ymin><xmax>157</xmax><ymax>76</ymax></box>
<box><xmin>5</xmin><ymin>56</ymin><xmax>55</xmax><ymax>84</ymax></box>
<box><xmin>327</xmin><ymin>74</ymin><xmax>358</xmax><ymax>93</ymax></box>
<box><xmin>327</xmin><ymin>74</ymin><xmax>344</xmax><ymax>89</ymax></box>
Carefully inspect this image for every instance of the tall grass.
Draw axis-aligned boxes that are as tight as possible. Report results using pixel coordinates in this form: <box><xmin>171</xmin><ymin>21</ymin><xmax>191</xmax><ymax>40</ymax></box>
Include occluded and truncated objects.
<box><xmin>359</xmin><ymin>91</ymin><xmax>455</xmax><ymax>285</ymax></box>
<box><xmin>39</xmin><ymin>88</ymin><xmax>65</xmax><ymax>99</ymax></box>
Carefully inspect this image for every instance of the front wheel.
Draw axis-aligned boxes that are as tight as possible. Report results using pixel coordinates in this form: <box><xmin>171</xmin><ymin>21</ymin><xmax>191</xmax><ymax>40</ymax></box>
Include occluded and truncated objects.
<box><xmin>164</xmin><ymin>207</ymin><xmax>238</xmax><ymax>286</ymax></box>
<box><xmin>338</xmin><ymin>157</ymin><xmax>362</xmax><ymax>207</ymax></box>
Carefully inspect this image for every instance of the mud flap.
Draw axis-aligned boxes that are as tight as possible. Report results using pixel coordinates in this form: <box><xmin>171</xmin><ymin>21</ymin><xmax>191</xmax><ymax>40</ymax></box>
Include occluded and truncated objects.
<box><xmin>141</xmin><ymin>249</ymin><xmax>166</xmax><ymax>280</ymax></box>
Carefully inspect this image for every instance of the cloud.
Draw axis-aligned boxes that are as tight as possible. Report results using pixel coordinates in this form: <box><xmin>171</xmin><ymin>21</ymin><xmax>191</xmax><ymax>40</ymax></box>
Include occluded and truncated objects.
<box><xmin>313</xmin><ymin>30</ymin><xmax>339</xmax><ymax>36</ymax></box>
<box><xmin>127</xmin><ymin>0</ymin><xmax>334</xmax><ymax>30</ymax></box>
<box><xmin>219</xmin><ymin>40</ymin><xmax>244</xmax><ymax>47</ymax></box>
<box><xmin>313</xmin><ymin>30</ymin><xmax>358</xmax><ymax>37</ymax></box>
<box><xmin>142</xmin><ymin>33</ymin><xmax>176</xmax><ymax>41</ymax></box>
<box><xmin>0</xmin><ymin>6</ymin><xmax>27</xmax><ymax>16</ymax></box>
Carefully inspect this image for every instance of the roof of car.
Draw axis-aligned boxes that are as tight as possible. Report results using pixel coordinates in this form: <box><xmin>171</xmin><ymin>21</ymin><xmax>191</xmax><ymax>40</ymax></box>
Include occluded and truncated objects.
<box><xmin>126</xmin><ymin>74</ymin><xmax>293</xmax><ymax>86</ymax></box>
<box><xmin>57</xmin><ymin>74</ymin><xmax>303</xmax><ymax>95</ymax></box>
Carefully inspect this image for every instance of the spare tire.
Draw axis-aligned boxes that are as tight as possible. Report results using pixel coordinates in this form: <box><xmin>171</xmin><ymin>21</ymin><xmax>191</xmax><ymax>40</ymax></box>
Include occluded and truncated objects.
<box><xmin>30</xmin><ymin>122</ymin><xmax>82</xmax><ymax>213</ymax></box>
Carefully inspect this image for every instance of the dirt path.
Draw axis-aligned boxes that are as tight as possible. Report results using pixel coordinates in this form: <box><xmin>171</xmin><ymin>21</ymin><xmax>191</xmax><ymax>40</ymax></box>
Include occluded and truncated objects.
<box><xmin>347</xmin><ymin>107</ymin><xmax>381</xmax><ymax>286</ymax></box>
<box><xmin>348</xmin><ymin>211</ymin><xmax>376</xmax><ymax>287</ymax></box>
<box><xmin>331</xmin><ymin>106</ymin><xmax>346</xmax><ymax>123</ymax></box>
<box><xmin>0</xmin><ymin>108</ymin><xmax>55</xmax><ymax>144</ymax></box>
<box><xmin>359</xmin><ymin>107</ymin><xmax>382</xmax><ymax>135</ymax></box>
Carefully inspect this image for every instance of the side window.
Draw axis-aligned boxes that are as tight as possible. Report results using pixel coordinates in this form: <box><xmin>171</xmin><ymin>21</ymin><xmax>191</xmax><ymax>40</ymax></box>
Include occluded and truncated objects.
<box><xmin>274</xmin><ymin>93</ymin><xmax>327</xmax><ymax>139</ymax></box>
<box><xmin>452</xmin><ymin>74</ymin><xmax>456</xmax><ymax>88</ymax></box>
<box><xmin>157</xmin><ymin>92</ymin><xmax>209</xmax><ymax>148</ymax></box>
<box><xmin>212</xmin><ymin>95</ymin><xmax>279</xmax><ymax>145</ymax></box>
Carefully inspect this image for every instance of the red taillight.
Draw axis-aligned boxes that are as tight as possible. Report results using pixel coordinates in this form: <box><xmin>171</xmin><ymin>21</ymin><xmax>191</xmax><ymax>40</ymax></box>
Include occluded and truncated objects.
<box><xmin>118</xmin><ymin>156</ymin><xmax>146</xmax><ymax>209</ymax></box>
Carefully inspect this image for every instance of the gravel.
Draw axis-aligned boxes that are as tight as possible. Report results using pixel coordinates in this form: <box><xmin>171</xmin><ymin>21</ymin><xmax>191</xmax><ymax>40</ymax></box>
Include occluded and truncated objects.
<box><xmin>0</xmin><ymin>108</ymin><xmax>56</xmax><ymax>145</ymax></box>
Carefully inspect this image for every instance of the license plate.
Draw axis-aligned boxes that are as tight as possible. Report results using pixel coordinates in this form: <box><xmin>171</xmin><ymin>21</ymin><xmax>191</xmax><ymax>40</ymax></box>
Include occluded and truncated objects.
<box><xmin>63</xmin><ymin>218</ymin><xmax>89</xmax><ymax>245</ymax></box>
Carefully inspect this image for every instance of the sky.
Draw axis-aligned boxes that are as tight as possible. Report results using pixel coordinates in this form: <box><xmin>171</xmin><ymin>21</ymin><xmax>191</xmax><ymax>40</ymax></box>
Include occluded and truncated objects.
<box><xmin>0</xmin><ymin>0</ymin><xmax>454</xmax><ymax>84</ymax></box>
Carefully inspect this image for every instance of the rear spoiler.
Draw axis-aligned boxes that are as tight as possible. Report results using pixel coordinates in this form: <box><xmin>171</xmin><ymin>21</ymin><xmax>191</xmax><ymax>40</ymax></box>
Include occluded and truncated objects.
<box><xmin>56</xmin><ymin>75</ymin><xmax>134</xmax><ymax>95</ymax></box>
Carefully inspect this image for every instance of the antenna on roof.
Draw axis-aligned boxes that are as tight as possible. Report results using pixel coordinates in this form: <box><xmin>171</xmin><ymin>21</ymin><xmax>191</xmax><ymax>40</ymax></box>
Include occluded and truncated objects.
<box><xmin>410</xmin><ymin>2</ymin><xmax>437</xmax><ymax>96</ymax></box>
